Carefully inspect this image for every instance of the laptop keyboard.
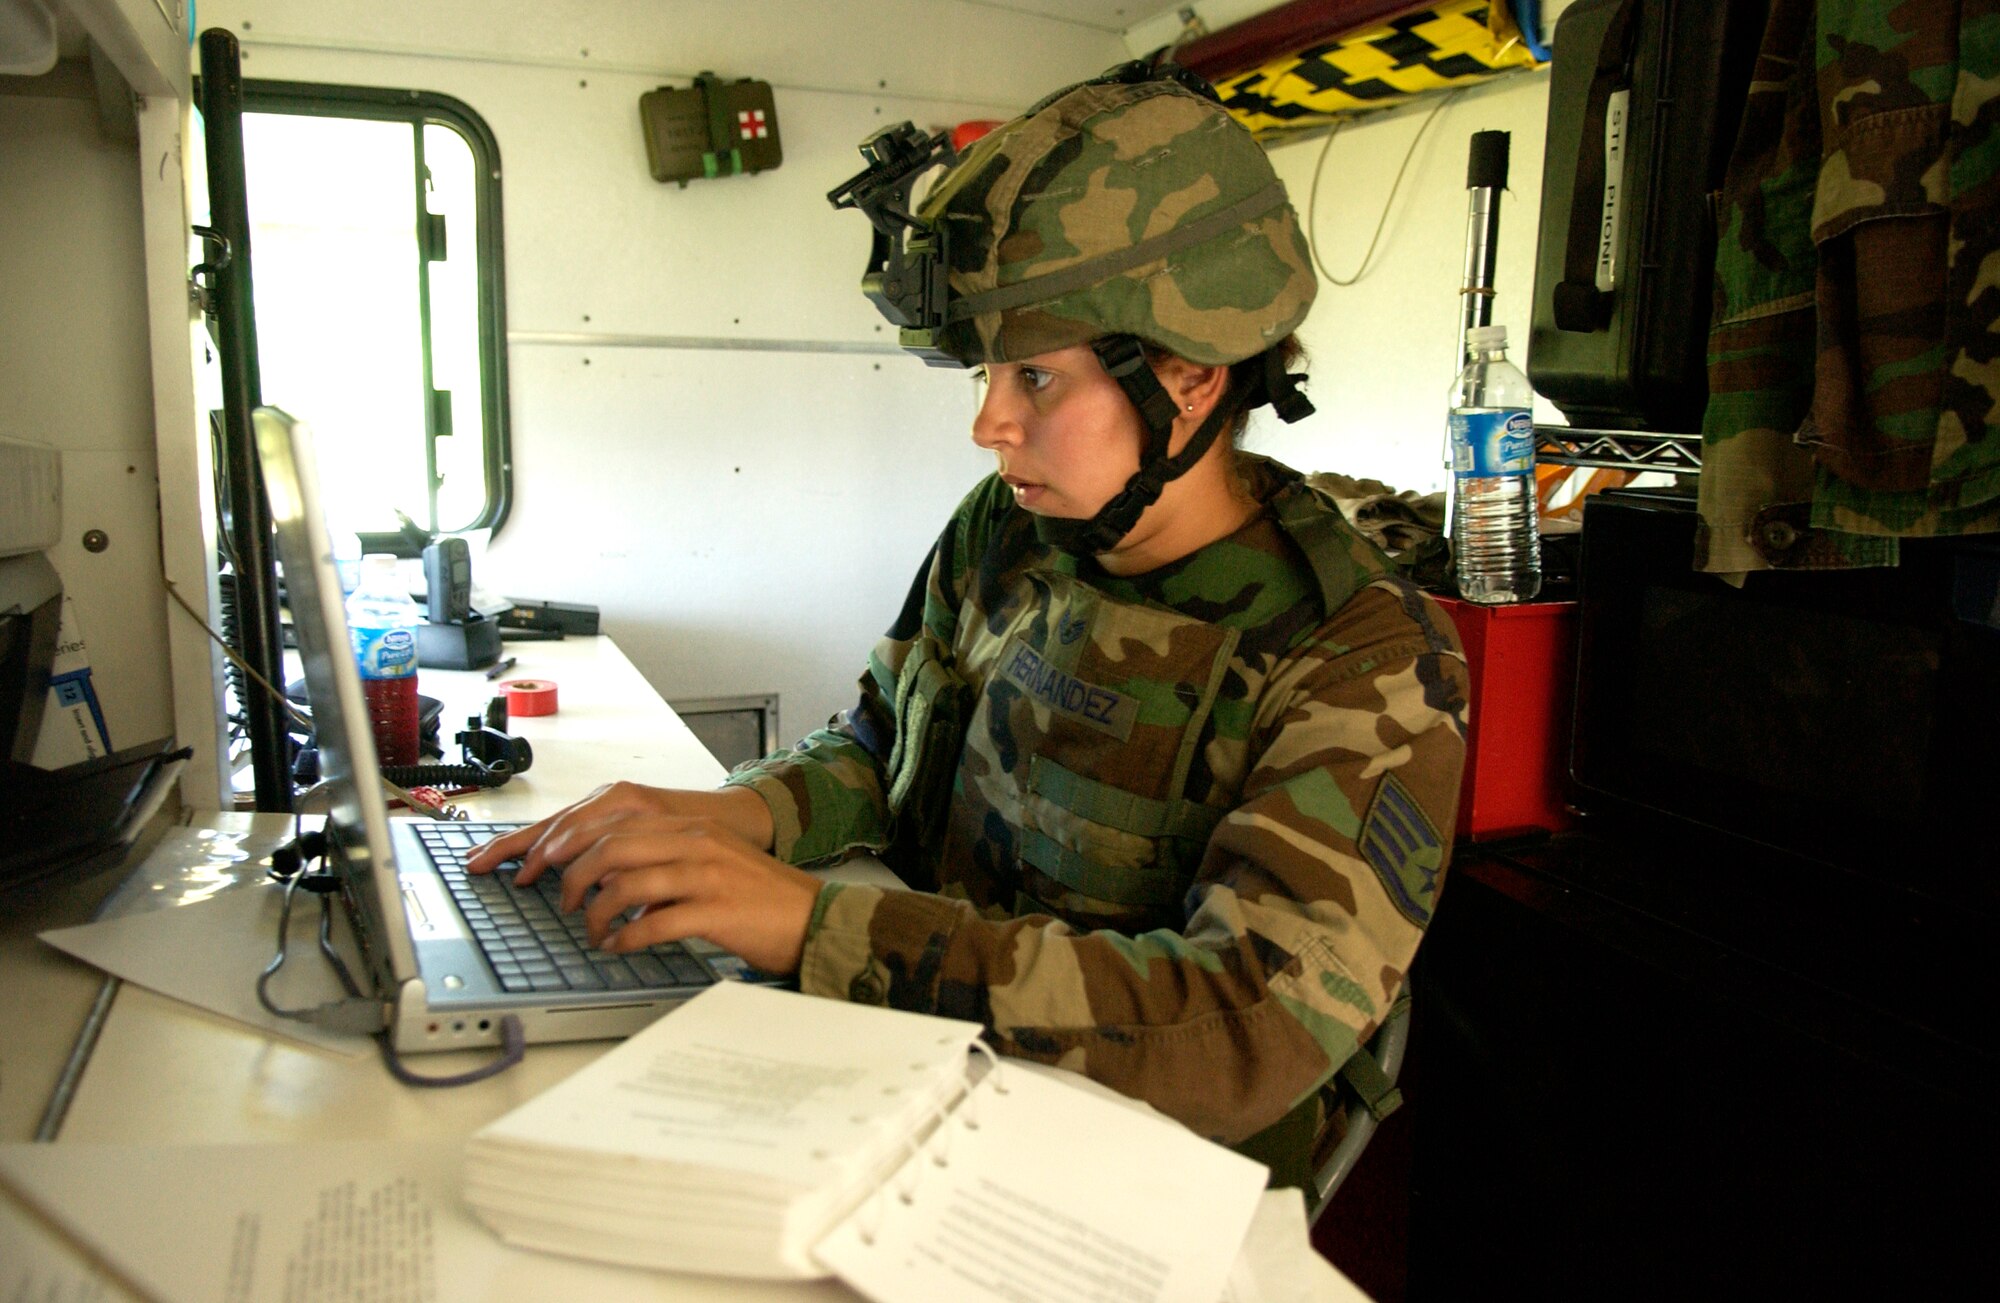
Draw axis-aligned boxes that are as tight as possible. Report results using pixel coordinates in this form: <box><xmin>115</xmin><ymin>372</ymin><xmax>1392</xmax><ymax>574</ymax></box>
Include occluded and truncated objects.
<box><xmin>415</xmin><ymin>822</ymin><xmax>719</xmax><ymax>995</ymax></box>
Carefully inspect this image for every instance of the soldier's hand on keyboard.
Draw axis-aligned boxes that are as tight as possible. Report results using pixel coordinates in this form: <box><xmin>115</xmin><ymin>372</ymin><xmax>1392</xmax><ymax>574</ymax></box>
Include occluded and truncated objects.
<box><xmin>464</xmin><ymin>783</ymin><xmax>813</xmax><ymax>976</ymax></box>
<box><xmin>465</xmin><ymin>782</ymin><xmax>776</xmax><ymax>882</ymax></box>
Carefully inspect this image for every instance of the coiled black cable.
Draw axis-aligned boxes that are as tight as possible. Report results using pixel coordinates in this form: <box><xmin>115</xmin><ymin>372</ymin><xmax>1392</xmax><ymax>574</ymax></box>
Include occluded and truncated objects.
<box><xmin>379</xmin><ymin>762</ymin><xmax>513</xmax><ymax>790</ymax></box>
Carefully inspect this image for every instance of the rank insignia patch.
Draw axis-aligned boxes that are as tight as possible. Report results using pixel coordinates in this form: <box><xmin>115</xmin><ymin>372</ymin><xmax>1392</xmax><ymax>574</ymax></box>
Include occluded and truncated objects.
<box><xmin>1360</xmin><ymin>773</ymin><xmax>1442</xmax><ymax>925</ymax></box>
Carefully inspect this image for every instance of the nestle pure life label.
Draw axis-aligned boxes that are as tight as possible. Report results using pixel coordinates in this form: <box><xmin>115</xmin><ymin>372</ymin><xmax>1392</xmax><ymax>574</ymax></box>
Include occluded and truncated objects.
<box><xmin>1448</xmin><ymin>407</ymin><xmax>1535</xmax><ymax>479</ymax></box>
<box><xmin>351</xmin><ymin>624</ymin><xmax>418</xmax><ymax>678</ymax></box>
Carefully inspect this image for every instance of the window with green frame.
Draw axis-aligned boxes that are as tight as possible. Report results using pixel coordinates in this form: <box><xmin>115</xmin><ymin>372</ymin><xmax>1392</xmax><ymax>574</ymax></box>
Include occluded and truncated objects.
<box><xmin>238</xmin><ymin>82</ymin><xmax>511</xmax><ymax>546</ymax></box>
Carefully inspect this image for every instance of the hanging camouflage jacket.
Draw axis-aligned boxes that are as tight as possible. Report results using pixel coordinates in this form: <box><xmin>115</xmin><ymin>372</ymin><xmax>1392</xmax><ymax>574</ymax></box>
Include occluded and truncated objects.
<box><xmin>725</xmin><ymin>456</ymin><xmax>1468</xmax><ymax>1148</ymax></box>
<box><xmin>1699</xmin><ymin>0</ymin><xmax>2000</xmax><ymax>574</ymax></box>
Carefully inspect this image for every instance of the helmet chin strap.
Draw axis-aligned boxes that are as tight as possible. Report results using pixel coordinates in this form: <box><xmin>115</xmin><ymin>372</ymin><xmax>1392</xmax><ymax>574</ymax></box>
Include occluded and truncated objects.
<box><xmin>1033</xmin><ymin>336</ymin><xmax>1314</xmax><ymax>558</ymax></box>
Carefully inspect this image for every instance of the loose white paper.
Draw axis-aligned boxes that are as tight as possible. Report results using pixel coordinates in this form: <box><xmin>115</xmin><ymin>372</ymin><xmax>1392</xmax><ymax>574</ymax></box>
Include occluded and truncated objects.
<box><xmin>0</xmin><ymin>1140</ymin><xmax>852</xmax><ymax>1303</ymax></box>
<box><xmin>1223</xmin><ymin>1189</ymin><xmax>1374</xmax><ymax>1303</ymax></box>
<box><xmin>1</xmin><ymin>1184</ymin><xmax>143</xmax><ymax>1303</ymax></box>
<box><xmin>814</xmin><ymin>1065</ymin><xmax>1268</xmax><ymax>1303</ymax></box>
<box><xmin>1</xmin><ymin>1147</ymin><xmax>1364</xmax><ymax>1303</ymax></box>
<box><xmin>38</xmin><ymin>881</ymin><xmax>370</xmax><ymax>1055</ymax></box>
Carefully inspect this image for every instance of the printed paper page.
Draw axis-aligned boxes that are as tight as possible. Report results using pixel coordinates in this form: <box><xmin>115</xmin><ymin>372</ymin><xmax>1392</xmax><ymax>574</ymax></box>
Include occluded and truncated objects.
<box><xmin>814</xmin><ymin>1066</ymin><xmax>1267</xmax><ymax>1303</ymax></box>
<box><xmin>2</xmin><ymin>1183</ymin><xmax>143</xmax><ymax>1303</ymax></box>
<box><xmin>475</xmin><ymin>983</ymin><xmax>982</xmax><ymax>1176</ymax></box>
<box><xmin>0</xmin><ymin>1140</ymin><xmax>851</xmax><ymax>1303</ymax></box>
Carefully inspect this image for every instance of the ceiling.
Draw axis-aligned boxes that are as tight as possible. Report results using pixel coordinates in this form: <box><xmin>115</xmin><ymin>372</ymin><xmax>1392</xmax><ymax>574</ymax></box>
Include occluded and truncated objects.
<box><xmin>970</xmin><ymin>0</ymin><xmax>1296</xmax><ymax>62</ymax></box>
<box><xmin>971</xmin><ymin>0</ymin><xmax>1171</xmax><ymax>33</ymax></box>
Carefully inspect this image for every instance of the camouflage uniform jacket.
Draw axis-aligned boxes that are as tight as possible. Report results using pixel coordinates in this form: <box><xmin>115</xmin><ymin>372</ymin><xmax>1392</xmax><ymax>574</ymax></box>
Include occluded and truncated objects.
<box><xmin>725</xmin><ymin>456</ymin><xmax>1468</xmax><ymax>1147</ymax></box>
<box><xmin>1699</xmin><ymin>0</ymin><xmax>2000</xmax><ymax>575</ymax></box>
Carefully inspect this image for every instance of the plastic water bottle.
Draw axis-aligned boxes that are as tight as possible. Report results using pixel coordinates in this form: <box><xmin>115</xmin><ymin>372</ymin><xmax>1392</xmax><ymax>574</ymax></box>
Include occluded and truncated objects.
<box><xmin>329</xmin><ymin>514</ymin><xmax>363</xmax><ymax>597</ymax></box>
<box><xmin>346</xmin><ymin>554</ymin><xmax>423</xmax><ymax>766</ymax></box>
<box><xmin>1448</xmin><ymin>325</ymin><xmax>1542</xmax><ymax>604</ymax></box>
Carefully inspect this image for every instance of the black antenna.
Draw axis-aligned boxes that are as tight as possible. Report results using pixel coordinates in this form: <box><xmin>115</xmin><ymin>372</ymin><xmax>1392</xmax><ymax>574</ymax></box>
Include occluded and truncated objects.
<box><xmin>1456</xmin><ymin>129</ymin><xmax>1511</xmax><ymax>370</ymax></box>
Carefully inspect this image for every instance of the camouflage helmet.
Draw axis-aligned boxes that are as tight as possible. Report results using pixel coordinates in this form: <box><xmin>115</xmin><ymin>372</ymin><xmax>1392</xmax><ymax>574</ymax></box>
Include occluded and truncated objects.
<box><xmin>919</xmin><ymin>70</ymin><xmax>1317</xmax><ymax>367</ymax></box>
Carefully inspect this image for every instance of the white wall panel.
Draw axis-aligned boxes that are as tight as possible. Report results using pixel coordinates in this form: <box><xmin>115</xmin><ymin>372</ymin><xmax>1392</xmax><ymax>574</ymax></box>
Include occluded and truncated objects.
<box><xmin>1258</xmin><ymin>70</ymin><xmax>1557</xmax><ymax>497</ymax></box>
<box><xmin>0</xmin><ymin>96</ymin><xmax>153</xmax><ymax>444</ymax></box>
<box><xmin>67</xmin><ymin>0</ymin><xmax>191</xmax><ymax>97</ymax></box>
<box><xmin>45</xmin><ymin>448</ymin><xmax>174</xmax><ymax>750</ymax></box>
<box><xmin>7</xmin><ymin>0</ymin><xmax>1564</xmax><ymax>798</ymax></box>
<box><xmin>179</xmin><ymin>6</ymin><xmax>1563</xmax><ymax>755</ymax></box>
<box><xmin>428</xmin><ymin>65</ymin><xmax>991</xmax><ymax>344</ymax></box>
<box><xmin>211</xmin><ymin>29</ymin><xmax>1118</xmax><ymax>350</ymax></box>
<box><xmin>201</xmin><ymin>0</ymin><xmax>1122</xmax><ymax>744</ymax></box>
<box><xmin>212</xmin><ymin>0</ymin><xmax>1125</xmax><ymax>117</ymax></box>
<box><xmin>0</xmin><ymin>91</ymin><xmax>172</xmax><ymax>755</ymax></box>
<box><xmin>492</xmin><ymin>346</ymin><xmax>989</xmax><ymax>742</ymax></box>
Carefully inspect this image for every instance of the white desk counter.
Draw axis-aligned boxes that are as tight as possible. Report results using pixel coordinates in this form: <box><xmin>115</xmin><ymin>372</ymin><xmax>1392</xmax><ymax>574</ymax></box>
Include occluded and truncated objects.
<box><xmin>425</xmin><ymin>633</ymin><xmax>734</xmax><ymax>814</ymax></box>
<box><xmin>1</xmin><ymin>636</ymin><xmax>1357</xmax><ymax>1301</ymax></box>
<box><xmin>27</xmin><ymin>636</ymin><xmax>784</xmax><ymax>1148</ymax></box>
<box><xmin>0</xmin><ymin>865</ymin><xmax>135</xmax><ymax>1140</ymax></box>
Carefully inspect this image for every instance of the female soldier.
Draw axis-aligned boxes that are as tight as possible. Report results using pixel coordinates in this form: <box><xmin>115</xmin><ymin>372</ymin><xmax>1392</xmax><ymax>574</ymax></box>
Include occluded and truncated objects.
<box><xmin>468</xmin><ymin>66</ymin><xmax>1468</xmax><ymax>1179</ymax></box>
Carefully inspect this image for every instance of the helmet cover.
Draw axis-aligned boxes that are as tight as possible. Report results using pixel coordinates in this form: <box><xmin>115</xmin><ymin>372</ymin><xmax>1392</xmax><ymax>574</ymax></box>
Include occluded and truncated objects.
<box><xmin>920</xmin><ymin>77</ymin><xmax>1317</xmax><ymax>366</ymax></box>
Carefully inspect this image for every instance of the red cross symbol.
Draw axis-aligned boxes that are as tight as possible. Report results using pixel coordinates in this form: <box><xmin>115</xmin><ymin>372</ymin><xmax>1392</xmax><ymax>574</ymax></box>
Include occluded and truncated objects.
<box><xmin>737</xmin><ymin>109</ymin><xmax>768</xmax><ymax>141</ymax></box>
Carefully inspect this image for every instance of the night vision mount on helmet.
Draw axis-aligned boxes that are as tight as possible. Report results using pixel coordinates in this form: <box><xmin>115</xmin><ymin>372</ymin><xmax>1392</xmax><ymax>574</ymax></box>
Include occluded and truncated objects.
<box><xmin>829</xmin><ymin>61</ymin><xmax>1321</xmax><ymax>556</ymax></box>
<box><xmin>826</xmin><ymin>120</ymin><xmax>960</xmax><ymax>367</ymax></box>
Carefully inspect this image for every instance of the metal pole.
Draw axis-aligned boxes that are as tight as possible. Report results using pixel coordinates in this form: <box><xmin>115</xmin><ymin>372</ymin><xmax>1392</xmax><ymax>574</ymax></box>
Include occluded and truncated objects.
<box><xmin>35</xmin><ymin>977</ymin><xmax>120</xmax><ymax>1140</ymax></box>
<box><xmin>414</xmin><ymin>123</ymin><xmax>442</xmax><ymax>533</ymax></box>
<box><xmin>199</xmin><ymin>27</ymin><xmax>292</xmax><ymax>812</ymax></box>
<box><xmin>1445</xmin><ymin>129</ymin><xmax>1512</xmax><ymax>528</ymax></box>
<box><xmin>1456</xmin><ymin>129</ymin><xmax>1511</xmax><ymax>372</ymax></box>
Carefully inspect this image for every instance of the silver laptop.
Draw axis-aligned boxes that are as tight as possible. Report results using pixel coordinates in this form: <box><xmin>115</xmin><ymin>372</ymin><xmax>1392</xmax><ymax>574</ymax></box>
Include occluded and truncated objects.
<box><xmin>254</xmin><ymin>406</ymin><xmax>758</xmax><ymax>1054</ymax></box>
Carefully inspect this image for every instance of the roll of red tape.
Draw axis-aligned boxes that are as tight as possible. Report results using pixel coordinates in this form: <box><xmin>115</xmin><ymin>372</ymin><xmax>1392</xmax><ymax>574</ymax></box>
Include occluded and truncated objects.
<box><xmin>502</xmin><ymin>679</ymin><xmax>559</xmax><ymax>716</ymax></box>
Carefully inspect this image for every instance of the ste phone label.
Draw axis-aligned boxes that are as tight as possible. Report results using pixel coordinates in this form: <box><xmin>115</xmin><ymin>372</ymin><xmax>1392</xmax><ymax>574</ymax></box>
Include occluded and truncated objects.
<box><xmin>1449</xmin><ymin>408</ymin><xmax>1536</xmax><ymax>479</ymax></box>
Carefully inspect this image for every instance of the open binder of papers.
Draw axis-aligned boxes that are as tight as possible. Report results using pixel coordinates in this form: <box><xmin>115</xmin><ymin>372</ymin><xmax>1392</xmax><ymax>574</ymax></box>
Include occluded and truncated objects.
<box><xmin>0</xmin><ymin>983</ymin><xmax>1357</xmax><ymax>1303</ymax></box>
<box><xmin>463</xmin><ymin>982</ymin><xmax>1272</xmax><ymax>1303</ymax></box>
<box><xmin>0</xmin><ymin>1140</ymin><xmax>1348</xmax><ymax>1303</ymax></box>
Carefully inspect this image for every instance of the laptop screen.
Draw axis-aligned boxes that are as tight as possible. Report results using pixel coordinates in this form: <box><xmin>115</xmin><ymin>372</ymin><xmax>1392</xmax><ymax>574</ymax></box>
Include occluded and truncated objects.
<box><xmin>252</xmin><ymin>406</ymin><xmax>418</xmax><ymax>994</ymax></box>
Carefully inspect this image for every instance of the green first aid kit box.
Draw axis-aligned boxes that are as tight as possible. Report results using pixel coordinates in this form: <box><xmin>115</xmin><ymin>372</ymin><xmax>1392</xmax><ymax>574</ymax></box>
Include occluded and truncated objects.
<box><xmin>640</xmin><ymin>73</ymin><xmax>782</xmax><ymax>186</ymax></box>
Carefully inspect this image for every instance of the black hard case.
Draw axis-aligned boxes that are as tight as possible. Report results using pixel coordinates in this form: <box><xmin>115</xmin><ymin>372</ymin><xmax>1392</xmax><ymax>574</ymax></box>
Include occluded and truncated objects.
<box><xmin>1526</xmin><ymin>0</ymin><xmax>1765</xmax><ymax>432</ymax></box>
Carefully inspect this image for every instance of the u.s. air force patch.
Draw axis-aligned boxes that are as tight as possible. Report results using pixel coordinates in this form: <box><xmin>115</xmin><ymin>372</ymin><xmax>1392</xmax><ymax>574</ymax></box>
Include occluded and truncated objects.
<box><xmin>997</xmin><ymin>634</ymin><xmax>1138</xmax><ymax>740</ymax></box>
<box><xmin>1359</xmin><ymin>772</ymin><xmax>1442</xmax><ymax>925</ymax></box>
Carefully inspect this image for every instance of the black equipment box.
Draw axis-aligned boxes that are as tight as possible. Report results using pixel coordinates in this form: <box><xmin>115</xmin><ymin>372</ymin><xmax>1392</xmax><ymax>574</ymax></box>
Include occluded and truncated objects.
<box><xmin>499</xmin><ymin>598</ymin><xmax>599</xmax><ymax>636</ymax></box>
<box><xmin>1526</xmin><ymin>0</ymin><xmax>1765</xmax><ymax>432</ymax></box>
<box><xmin>640</xmin><ymin>72</ymin><xmax>782</xmax><ymax>186</ymax></box>
<box><xmin>416</xmin><ymin>613</ymin><xmax>502</xmax><ymax>671</ymax></box>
